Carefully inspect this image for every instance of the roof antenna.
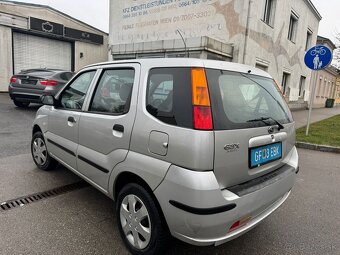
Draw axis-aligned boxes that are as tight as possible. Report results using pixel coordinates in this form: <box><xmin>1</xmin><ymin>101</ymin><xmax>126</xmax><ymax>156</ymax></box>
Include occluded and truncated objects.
<box><xmin>176</xmin><ymin>29</ymin><xmax>189</xmax><ymax>58</ymax></box>
<box><xmin>248</xmin><ymin>70</ymin><xmax>252</xmax><ymax>74</ymax></box>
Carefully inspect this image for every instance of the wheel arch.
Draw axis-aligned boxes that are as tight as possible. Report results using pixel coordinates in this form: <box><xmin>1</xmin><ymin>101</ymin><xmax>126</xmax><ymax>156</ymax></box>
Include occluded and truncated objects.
<box><xmin>113</xmin><ymin>171</ymin><xmax>170</xmax><ymax>232</ymax></box>
<box><xmin>114</xmin><ymin>171</ymin><xmax>154</xmax><ymax>201</ymax></box>
<box><xmin>32</xmin><ymin>124</ymin><xmax>42</xmax><ymax>136</ymax></box>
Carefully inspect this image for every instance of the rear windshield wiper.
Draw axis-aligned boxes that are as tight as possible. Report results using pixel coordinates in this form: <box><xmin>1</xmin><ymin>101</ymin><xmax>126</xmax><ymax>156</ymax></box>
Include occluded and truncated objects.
<box><xmin>247</xmin><ymin>117</ymin><xmax>284</xmax><ymax>131</ymax></box>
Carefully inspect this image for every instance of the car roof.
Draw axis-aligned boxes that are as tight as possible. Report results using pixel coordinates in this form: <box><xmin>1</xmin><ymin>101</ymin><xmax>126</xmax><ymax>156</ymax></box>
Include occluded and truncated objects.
<box><xmin>85</xmin><ymin>58</ymin><xmax>272</xmax><ymax>79</ymax></box>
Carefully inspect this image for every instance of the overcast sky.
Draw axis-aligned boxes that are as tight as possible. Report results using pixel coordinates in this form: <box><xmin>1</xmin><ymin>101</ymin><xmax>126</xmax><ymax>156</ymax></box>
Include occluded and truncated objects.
<box><xmin>312</xmin><ymin>0</ymin><xmax>339</xmax><ymax>43</ymax></box>
<box><xmin>18</xmin><ymin>0</ymin><xmax>339</xmax><ymax>44</ymax></box>
<box><xmin>21</xmin><ymin>0</ymin><xmax>110</xmax><ymax>32</ymax></box>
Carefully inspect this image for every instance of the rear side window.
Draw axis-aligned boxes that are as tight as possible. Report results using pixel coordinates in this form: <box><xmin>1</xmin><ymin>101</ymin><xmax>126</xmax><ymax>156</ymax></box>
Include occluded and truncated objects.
<box><xmin>206</xmin><ymin>69</ymin><xmax>293</xmax><ymax>130</ymax></box>
<box><xmin>146</xmin><ymin>68</ymin><xmax>192</xmax><ymax>128</ymax></box>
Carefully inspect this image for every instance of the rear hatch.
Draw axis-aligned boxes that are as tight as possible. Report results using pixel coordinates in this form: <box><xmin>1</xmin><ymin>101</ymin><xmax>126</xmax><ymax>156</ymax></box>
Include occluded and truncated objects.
<box><xmin>11</xmin><ymin>70</ymin><xmax>55</xmax><ymax>90</ymax></box>
<box><xmin>205</xmin><ymin>68</ymin><xmax>295</xmax><ymax>189</ymax></box>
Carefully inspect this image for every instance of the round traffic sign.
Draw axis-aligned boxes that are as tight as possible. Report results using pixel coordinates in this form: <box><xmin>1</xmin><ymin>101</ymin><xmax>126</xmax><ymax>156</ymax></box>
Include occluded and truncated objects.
<box><xmin>304</xmin><ymin>45</ymin><xmax>333</xmax><ymax>71</ymax></box>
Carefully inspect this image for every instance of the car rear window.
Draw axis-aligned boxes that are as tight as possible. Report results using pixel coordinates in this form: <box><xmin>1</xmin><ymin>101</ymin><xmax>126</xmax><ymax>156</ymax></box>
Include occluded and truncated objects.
<box><xmin>146</xmin><ymin>68</ymin><xmax>193</xmax><ymax>128</ymax></box>
<box><xmin>206</xmin><ymin>69</ymin><xmax>293</xmax><ymax>130</ymax></box>
<box><xmin>60</xmin><ymin>72</ymin><xmax>74</xmax><ymax>81</ymax></box>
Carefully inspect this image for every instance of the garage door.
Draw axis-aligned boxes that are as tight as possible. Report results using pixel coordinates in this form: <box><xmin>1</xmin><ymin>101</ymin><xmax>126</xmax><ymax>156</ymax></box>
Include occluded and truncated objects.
<box><xmin>13</xmin><ymin>32</ymin><xmax>72</xmax><ymax>74</ymax></box>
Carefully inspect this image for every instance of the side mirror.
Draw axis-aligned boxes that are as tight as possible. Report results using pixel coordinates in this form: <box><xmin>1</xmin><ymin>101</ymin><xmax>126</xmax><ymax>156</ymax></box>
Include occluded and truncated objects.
<box><xmin>40</xmin><ymin>95</ymin><xmax>56</xmax><ymax>106</ymax></box>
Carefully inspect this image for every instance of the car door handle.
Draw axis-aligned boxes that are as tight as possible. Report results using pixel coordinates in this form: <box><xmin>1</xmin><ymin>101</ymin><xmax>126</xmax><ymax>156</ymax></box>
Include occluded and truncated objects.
<box><xmin>68</xmin><ymin>116</ymin><xmax>76</xmax><ymax>123</ymax></box>
<box><xmin>113</xmin><ymin>124</ymin><xmax>124</xmax><ymax>133</ymax></box>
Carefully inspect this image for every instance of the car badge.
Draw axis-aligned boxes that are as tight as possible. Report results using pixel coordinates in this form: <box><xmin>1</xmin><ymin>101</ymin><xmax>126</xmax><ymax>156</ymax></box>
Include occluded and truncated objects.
<box><xmin>224</xmin><ymin>143</ymin><xmax>240</xmax><ymax>153</ymax></box>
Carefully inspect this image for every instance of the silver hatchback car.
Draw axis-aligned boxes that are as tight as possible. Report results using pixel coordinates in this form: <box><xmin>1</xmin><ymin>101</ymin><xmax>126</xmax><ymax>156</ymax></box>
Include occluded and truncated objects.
<box><xmin>31</xmin><ymin>59</ymin><xmax>298</xmax><ymax>254</ymax></box>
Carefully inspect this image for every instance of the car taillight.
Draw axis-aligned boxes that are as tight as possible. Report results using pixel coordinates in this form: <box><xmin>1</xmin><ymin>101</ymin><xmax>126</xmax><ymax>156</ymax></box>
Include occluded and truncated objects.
<box><xmin>193</xmin><ymin>106</ymin><xmax>213</xmax><ymax>130</ymax></box>
<box><xmin>191</xmin><ymin>68</ymin><xmax>213</xmax><ymax>130</ymax></box>
<box><xmin>40</xmin><ymin>80</ymin><xmax>58</xmax><ymax>86</ymax></box>
<box><xmin>10</xmin><ymin>77</ymin><xmax>17</xmax><ymax>83</ymax></box>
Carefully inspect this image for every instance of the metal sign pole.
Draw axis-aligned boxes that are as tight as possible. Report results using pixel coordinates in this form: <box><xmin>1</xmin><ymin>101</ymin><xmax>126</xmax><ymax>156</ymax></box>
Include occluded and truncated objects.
<box><xmin>306</xmin><ymin>71</ymin><xmax>318</xmax><ymax>136</ymax></box>
<box><xmin>304</xmin><ymin>44</ymin><xmax>333</xmax><ymax>136</ymax></box>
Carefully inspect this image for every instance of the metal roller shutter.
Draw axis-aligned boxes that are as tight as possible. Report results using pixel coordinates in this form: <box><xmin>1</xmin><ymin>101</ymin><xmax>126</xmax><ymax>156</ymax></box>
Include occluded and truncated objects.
<box><xmin>13</xmin><ymin>32</ymin><xmax>72</xmax><ymax>74</ymax></box>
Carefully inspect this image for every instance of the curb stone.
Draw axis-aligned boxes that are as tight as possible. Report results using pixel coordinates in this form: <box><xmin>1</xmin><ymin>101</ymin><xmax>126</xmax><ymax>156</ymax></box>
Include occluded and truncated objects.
<box><xmin>296</xmin><ymin>142</ymin><xmax>340</xmax><ymax>154</ymax></box>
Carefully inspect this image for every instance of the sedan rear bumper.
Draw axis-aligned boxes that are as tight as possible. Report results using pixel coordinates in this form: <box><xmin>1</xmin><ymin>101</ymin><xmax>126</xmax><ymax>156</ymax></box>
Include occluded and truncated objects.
<box><xmin>9</xmin><ymin>84</ymin><xmax>57</xmax><ymax>103</ymax></box>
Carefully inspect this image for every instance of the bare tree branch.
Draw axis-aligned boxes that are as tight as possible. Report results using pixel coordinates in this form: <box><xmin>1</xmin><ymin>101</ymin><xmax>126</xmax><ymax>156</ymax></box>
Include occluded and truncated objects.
<box><xmin>334</xmin><ymin>33</ymin><xmax>340</xmax><ymax>68</ymax></box>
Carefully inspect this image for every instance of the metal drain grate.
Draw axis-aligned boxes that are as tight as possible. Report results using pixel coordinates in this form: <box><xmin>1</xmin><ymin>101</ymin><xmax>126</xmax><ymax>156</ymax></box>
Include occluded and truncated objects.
<box><xmin>0</xmin><ymin>181</ymin><xmax>90</xmax><ymax>212</ymax></box>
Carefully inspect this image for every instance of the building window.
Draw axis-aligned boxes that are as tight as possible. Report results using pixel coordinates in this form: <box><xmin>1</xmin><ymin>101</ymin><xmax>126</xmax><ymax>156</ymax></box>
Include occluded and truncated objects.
<box><xmin>322</xmin><ymin>79</ymin><xmax>327</xmax><ymax>97</ymax></box>
<box><xmin>255</xmin><ymin>63</ymin><xmax>268</xmax><ymax>71</ymax></box>
<box><xmin>305</xmin><ymin>30</ymin><xmax>313</xmax><ymax>51</ymax></box>
<box><xmin>288</xmin><ymin>12</ymin><xmax>299</xmax><ymax>42</ymax></box>
<box><xmin>262</xmin><ymin>0</ymin><xmax>276</xmax><ymax>26</ymax></box>
<box><xmin>299</xmin><ymin>76</ymin><xmax>306</xmax><ymax>97</ymax></box>
<box><xmin>282</xmin><ymin>72</ymin><xmax>290</xmax><ymax>96</ymax></box>
<box><xmin>316</xmin><ymin>76</ymin><xmax>322</xmax><ymax>96</ymax></box>
<box><xmin>327</xmin><ymin>81</ymin><xmax>331</xmax><ymax>98</ymax></box>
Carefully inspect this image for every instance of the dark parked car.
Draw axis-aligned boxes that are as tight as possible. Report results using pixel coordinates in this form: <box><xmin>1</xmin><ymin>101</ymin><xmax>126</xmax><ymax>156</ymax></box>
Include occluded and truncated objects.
<box><xmin>9</xmin><ymin>68</ymin><xmax>74</xmax><ymax>107</ymax></box>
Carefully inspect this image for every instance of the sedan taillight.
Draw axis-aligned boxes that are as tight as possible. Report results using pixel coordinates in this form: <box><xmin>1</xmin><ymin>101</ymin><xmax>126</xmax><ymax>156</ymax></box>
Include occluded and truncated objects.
<box><xmin>39</xmin><ymin>80</ymin><xmax>58</xmax><ymax>86</ymax></box>
<box><xmin>10</xmin><ymin>77</ymin><xmax>17</xmax><ymax>83</ymax></box>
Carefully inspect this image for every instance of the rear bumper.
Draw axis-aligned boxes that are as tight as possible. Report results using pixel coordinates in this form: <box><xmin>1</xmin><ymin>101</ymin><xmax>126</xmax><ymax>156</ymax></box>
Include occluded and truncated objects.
<box><xmin>176</xmin><ymin>190</ymin><xmax>291</xmax><ymax>246</ymax></box>
<box><xmin>9</xmin><ymin>84</ymin><xmax>57</xmax><ymax>103</ymax></box>
<box><xmin>154</xmin><ymin>149</ymin><xmax>298</xmax><ymax>246</ymax></box>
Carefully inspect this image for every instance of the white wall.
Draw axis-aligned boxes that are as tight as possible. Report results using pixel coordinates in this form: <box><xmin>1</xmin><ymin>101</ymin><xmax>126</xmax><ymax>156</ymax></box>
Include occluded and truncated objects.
<box><xmin>244</xmin><ymin>0</ymin><xmax>320</xmax><ymax>103</ymax></box>
<box><xmin>0</xmin><ymin>26</ymin><xmax>13</xmax><ymax>92</ymax></box>
<box><xmin>75</xmin><ymin>40</ymin><xmax>109</xmax><ymax>72</ymax></box>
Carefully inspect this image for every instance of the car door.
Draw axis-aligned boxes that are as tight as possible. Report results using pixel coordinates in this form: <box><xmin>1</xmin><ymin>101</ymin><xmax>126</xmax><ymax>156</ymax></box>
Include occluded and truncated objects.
<box><xmin>45</xmin><ymin>70</ymin><xmax>98</xmax><ymax>170</ymax></box>
<box><xmin>76</xmin><ymin>64</ymin><xmax>140</xmax><ymax>191</ymax></box>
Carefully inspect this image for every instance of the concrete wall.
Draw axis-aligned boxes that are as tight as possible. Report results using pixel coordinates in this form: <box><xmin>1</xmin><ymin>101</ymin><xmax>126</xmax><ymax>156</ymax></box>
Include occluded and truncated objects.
<box><xmin>75</xmin><ymin>40</ymin><xmax>108</xmax><ymax>72</ymax></box>
<box><xmin>0</xmin><ymin>26</ymin><xmax>12</xmax><ymax>92</ymax></box>
<box><xmin>109</xmin><ymin>0</ymin><xmax>248</xmax><ymax>63</ymax></box>
<box><xmin>244</xmin><ymin>0</ymin><xmax>320</xmax><ymax>105</ymax></box>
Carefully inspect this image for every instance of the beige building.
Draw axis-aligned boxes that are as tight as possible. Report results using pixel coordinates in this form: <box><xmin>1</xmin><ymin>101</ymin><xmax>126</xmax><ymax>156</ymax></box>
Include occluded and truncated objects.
<box><xmin>109</xmin><ymin>0</ymin><xmax>322</xmax><ymax>109</ymax></box>
<box><xmin>335</xmin><ymin>76</ymin><xmax>340</xmax><ymax>105</ymax></box>
<box><xmin>312</xmin><ymin>67</ymin><xmax>338</xmax><ymax>107</ymax></box>
<box><xmin>310</xmin><ymin>36</ymin><xmax>338</xmax><ymax>108</ymax></box>
<box><xmin>0</xmin><ymin>0</ymin><xmax>108</xmax><ymax>92</ymax></box>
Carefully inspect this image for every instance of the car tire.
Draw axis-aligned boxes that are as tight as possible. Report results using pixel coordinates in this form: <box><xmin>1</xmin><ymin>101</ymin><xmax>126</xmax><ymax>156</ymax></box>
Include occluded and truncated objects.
<box><xmin>31</xmin><ymin>132</ymin><xmax>58</xmax><ymax>171</ymax></box>
<box><xmin>13</xmin><ymin>100</ymin><xmax>30</xmax><ymax>108</ymax></box>
<box><xmin>116</xmin><ymin>183</ymin><xmax>171</xmax><ymax>255</ymax></box>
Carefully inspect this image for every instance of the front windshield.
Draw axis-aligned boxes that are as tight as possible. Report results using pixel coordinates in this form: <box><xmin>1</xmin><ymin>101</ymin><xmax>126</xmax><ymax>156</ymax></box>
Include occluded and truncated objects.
<box><xmin>206</xmin><ymin>69</ymin><xmax>293</xmax><ymax>130</ymax></box>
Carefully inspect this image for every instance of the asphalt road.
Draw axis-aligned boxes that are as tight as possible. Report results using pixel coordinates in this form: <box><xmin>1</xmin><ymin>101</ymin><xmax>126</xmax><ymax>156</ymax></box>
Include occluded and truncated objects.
<box><xmin>0</xmin><ymin>93</ymin><xmax>339</xmax><ymax>255</ymax></box>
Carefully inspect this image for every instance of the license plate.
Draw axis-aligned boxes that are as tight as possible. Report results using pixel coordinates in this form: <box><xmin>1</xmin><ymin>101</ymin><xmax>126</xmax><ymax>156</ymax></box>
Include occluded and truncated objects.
<box><xmin>249</xmin><ymin>142</ymin><xmax>282</xmax><ymax>169</ymax></box>
<box><xmin>21</xmin><ymin>79</ymin><xmax>37</xmax><ymax>85</ymax></box>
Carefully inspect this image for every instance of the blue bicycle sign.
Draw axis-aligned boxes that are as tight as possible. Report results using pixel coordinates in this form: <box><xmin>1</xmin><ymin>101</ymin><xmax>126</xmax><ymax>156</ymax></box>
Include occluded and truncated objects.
<box><xmin>304</xmin><ymin>45</ymin><xmax>333</xmax><ymax>70</ymax></box>
<box><xmin>310</xmin><ymin>46</ymin><xmax>327</xmax><ymax>56</ymax></box>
